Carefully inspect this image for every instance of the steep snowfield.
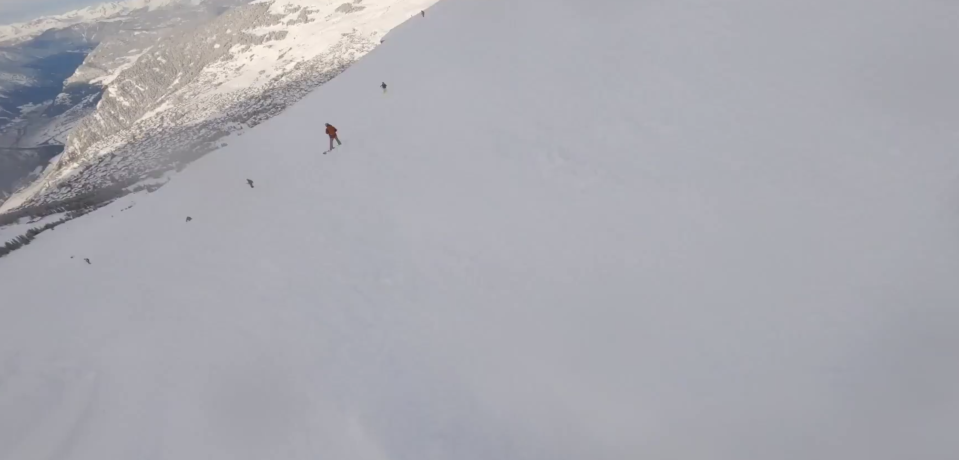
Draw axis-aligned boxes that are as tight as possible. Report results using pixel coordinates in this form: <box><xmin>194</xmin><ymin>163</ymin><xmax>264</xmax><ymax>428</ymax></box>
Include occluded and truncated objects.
<box><xmin>2</xmin><ymin>0</ymin><xmax>959</xmax><ymax>458</ymax></box>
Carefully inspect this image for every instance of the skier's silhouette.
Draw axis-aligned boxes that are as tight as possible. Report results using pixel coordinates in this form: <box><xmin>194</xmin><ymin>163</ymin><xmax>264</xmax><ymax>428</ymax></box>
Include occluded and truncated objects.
<box><xmin>381</xmin><ymin>82</ymin><xmax>387</xmax><ymax>93</ymax></box>
<box><xmin>247</xmin><ymin>179</ymin><xmax>254</xmax><ymax>188</ymax></box>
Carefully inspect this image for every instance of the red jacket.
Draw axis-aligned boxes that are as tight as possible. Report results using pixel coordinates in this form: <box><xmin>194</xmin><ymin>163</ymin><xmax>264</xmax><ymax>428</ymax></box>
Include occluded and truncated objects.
<box><xmin>325</xmin><ymin>125</ymin><xmax>338</xmax><ymax>137</ymax></box>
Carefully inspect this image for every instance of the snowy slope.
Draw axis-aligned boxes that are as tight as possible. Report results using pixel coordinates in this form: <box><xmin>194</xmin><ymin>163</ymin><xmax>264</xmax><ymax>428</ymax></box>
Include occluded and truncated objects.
<box><xmin>2</xmin><ymin>0</ymin><xmax>959</xmax><ymax>459</ymax></box>
<box><xmin>4</xmin><ymin>0</ymin><xmax>439</xmax><ymax>212</ymax></box>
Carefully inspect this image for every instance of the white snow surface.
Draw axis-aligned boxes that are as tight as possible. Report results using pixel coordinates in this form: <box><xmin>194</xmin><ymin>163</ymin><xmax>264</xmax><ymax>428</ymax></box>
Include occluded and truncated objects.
<box><xmin>2</xmin><ymin>0</ymin><xmax>959</xmax><ymax>459</ymax></box>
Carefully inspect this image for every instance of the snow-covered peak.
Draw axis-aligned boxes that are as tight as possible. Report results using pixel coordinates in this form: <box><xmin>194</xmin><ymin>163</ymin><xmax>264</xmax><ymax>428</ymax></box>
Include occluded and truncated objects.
<box><xmin>0</xmin><ymin>0</ymin><xmax>198</xmax><ymax>45</ymax></box>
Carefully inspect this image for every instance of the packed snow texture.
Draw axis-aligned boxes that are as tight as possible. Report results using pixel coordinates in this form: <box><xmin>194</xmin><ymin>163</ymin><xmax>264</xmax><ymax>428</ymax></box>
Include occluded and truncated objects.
<box><xmin>2</xmin><ymin>0</ymin><xmax>959</xmax><ymax>459</ymax></box>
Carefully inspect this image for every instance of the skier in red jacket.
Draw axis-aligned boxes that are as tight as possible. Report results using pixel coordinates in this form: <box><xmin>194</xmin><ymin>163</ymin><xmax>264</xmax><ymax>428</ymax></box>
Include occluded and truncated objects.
<box><xmin>325</xmin><ymin>123</ymin><xmax>341</xmax><ymax>152</ymax></box>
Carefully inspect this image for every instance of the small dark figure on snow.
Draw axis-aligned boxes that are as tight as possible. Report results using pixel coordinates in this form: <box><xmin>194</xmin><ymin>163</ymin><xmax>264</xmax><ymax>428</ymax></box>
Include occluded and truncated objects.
<box><xmin>84</xmin><ymin>258</ymin><xmax>91</xmax><ymax>265</ymax></box>
<box><xmin>381</xmin><ymin>82</ymin><xmax>387</xmax><ymax>93</ymax></box>
<box><xmin>421</xmin><ymin>10</ymin><xmax>425</xmax><ymax>17</ymax></box>
<box><xmin>247</xmin><ymin>179</ymin><xmax>254</xmax><ymax>188</ymax></box>
<box><xmin>186</xmin><ymin>216</ymin><xmax>192</xmax><ymax>222</ymax></box>
<box><xmin>325</xmin><ymin>123</ymin><xmax>341</xmax><ymax>153</ymax></box>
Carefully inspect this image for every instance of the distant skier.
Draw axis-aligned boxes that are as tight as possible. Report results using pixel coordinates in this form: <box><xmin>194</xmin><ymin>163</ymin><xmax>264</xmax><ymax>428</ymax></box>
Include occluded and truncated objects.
<box><xmin>186</xmin><ymin>216</ymin><xmax>192</xmax><ymax>222</ymax></box>
<box><xmin>84</xmin><ymin>258</ymin><xmax>91</xmax><ymax>265</ymax></box>
<box><xmin>421</xmin><ymin>10</ymin><xmax>425</xmax><ymax>17</ymax></box>
<box><xmin>381</xmin><ymin>82</ymin><xmax>387</xmax><ymax>93</ymax></box>
<box><xmin>325</xmin><ymin>123</ymin><xmax>341</xmax><ymax>153</ymax></box>
<box><xmin>247</xmin><ymin>179</ymin><xmax>254</xmax><ymax>188</ymax></box>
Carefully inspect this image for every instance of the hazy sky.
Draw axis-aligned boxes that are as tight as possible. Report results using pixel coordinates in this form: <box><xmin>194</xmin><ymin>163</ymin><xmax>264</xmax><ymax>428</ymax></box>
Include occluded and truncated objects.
<box><xmin>0</xmin><ymin>0</ymin><xmax>101</xmax><ymax>24</ymax></box>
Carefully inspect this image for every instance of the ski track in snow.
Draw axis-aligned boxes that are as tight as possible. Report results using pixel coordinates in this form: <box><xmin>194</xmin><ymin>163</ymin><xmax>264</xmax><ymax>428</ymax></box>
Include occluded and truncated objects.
<box><xmin>1</xmin><ymin>0</ymin><xmax>959</xmax><ymax>459</ymax></box>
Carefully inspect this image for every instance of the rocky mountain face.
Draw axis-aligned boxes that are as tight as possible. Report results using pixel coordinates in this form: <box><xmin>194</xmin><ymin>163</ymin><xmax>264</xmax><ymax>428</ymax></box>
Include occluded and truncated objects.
<box><xmin>12</xmin><ymin>0</ymin><xmax>249</xmax><ymax>146</ymax></box>
<box><xmin>0</xmin><ymin>146</ymin><xmax>63</xmax><ymax>199</ymax></box>
<box><xmin>2</xmin><ymin>0</ymin><xmax>439</xmax><ymax>212</ymax></box>
<box><xmin>0</xmin><ymin>27</ymin><xmax>96</xmax><ymax>129</ymax></box>
<box><xmin>0</xmin><ymin>26</ymin><xmax>98</xmax><ymax>192</ymax></box>
<box><xmin>0</xmin><ymin>0</ymin><xmax>215</xmax><ymax>118</ymax></box>
<box><xmin>0</xmin><ymin>0</ymin><xmax>251</xmax><ymax>209</ymax></box>
<box><xmin>0</xmin><ymin>0</ymin><xmax>201</xmax><ymax>45</ymax></box>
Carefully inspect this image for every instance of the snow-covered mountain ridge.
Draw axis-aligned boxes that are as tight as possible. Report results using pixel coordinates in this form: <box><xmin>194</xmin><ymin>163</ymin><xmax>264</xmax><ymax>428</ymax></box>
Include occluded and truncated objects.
<box><xmin>0</xmin><ymin>0</ymin><xmax>200</xmax><ymax>45</ymax></box>
<box><xmin>0</xmin><ymin>0</ymin><xmax>245</xmax><ymax>201</ymax></box>
<box><xmin>2</xmin><ymin>0</ymin><xmax>438</xmax><ymax>212</ymax></box>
